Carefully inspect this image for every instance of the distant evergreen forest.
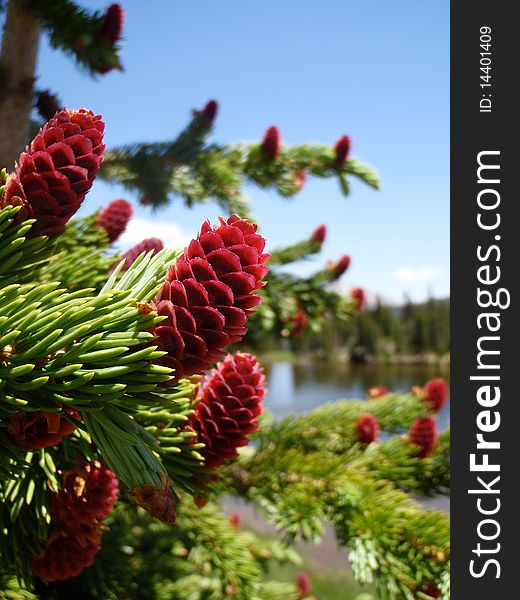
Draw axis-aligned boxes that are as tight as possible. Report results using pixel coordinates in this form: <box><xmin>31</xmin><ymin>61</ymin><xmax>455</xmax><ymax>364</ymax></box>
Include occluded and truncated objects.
<box><xmin>260</xmin><ymin>297</ymin><xmax>450</xmax><ymax>362</ymax></box>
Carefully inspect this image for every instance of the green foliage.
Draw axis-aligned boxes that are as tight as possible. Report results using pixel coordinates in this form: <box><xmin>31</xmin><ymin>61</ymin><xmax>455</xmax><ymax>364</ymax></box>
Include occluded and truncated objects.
<box><xmin>99</xmin><ymin>108</ymin><xmax>379</xmax><ymax>215</ymax></box>
<box><xmin>0</xmin><ymin>2</ymin><xmax>451</xmax><ymax>596</ymax></box>
<box><xmin>268</xmin><ymin>237</ymin><xmax>322</xmax><ymax>267</ymax></box>
<box><xmin>0</xmin><ymin>207</ymin><xmax>51</xmax><ymax>286</ymax></box>
<box><xmin>222</xmin><ymin>392</ymin><xmax>450</xmax><ymax>598</ymax></box>
<box><xmin>0</xmin><ymin>208</ymin><xmax>209</xmax><ymax>581</ymax></box>
<box><xmin>287</xmin><ymin>295</ymin><xmax>451</xmax><ymax>361</ymax></box>
<box><xmin>0</xmin><ymin>198</ymin><xmax>449</xmax><ymax>598</ymax></box>
<box><xmin>36</xmin><ymin>215</ymin><xmax>115</xmax><ymax>290</ymax></box>
<box><xmin>29</xmin><ymin>501</ymin><xmax>302</xmax><ymax>600</ymax></box>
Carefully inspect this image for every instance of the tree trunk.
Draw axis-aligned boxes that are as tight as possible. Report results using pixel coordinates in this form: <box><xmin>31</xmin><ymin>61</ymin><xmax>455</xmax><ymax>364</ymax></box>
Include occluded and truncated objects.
<box><xmin>0</xmin><ymin>0</ymin><xmax>40</xmax><ymax>170</ymax></box>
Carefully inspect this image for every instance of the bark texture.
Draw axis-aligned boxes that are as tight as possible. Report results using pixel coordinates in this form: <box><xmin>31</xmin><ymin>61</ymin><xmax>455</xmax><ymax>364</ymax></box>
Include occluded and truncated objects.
<box><xmin>0</xmin><ymin>0</ymin><xmax>40</xmax><ymax>169</ymax></box>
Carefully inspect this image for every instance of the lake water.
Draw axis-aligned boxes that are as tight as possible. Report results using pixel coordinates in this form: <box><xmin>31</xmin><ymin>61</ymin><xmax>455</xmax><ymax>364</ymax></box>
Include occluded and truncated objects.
<box><xmin>263</xmin><ymin>361</ymin><xmax>451</xmax><ymax>430</ymax></box>
<box><xmin>224</xmin><ymin>360</ymin><xmax>450</xmax><ymax>575</ymax></box>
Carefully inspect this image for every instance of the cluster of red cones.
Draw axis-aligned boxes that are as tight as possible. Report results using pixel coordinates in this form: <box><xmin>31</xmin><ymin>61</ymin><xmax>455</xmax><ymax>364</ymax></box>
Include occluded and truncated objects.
<box><xmin>32</xmin><ymin>460</ymin><xmax>119</xmax><ymax>581</ymax></box>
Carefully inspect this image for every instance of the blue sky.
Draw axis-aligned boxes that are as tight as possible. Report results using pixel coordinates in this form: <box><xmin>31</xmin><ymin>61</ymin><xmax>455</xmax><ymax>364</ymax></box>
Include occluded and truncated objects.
<box><xmin>35</xmin><ymin>0</ymin><xmax>449</xmax><ymax>303</ymax></box>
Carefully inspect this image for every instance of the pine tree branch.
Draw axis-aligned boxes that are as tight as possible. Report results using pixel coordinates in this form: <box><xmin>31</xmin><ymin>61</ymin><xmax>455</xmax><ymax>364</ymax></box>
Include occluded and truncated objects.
<box><xmin>99</xmin><ymin>110</ymin><xmax>380</xmax><ymax>213</ymax></box>
<box><xmin>22</xmin><ymin>0</ymin><xmax>122</xmax><ymax>75</ymax></box>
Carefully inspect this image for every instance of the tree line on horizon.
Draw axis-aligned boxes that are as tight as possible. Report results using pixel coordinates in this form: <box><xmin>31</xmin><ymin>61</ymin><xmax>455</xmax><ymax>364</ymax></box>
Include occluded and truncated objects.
<box><xmin>257</xmin><ymin>295</ymin><xmax>451</xmax><ymax>362</ymax></box>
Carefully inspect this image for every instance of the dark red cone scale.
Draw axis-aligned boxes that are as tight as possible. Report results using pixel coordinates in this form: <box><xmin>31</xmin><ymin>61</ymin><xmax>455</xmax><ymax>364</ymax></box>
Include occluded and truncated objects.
<box><xmin>52</xmin><ymin>461</ymin><xmax>119</xmax><ymax>529</ymax></box>
<box><xmin>189</xmin><ymin>352</ymin><xmax>267</xmax><ymax>468</ymax></box>
<box><xmin>152</xmin><ymin>215</ymin><xmax>269</xmax><ymax>380</ymax></box>
<box><xmin>8</xmin><ymin>407</ymin><xmax>80</xmax><ymax>449</ymax></box>
<box><xmin>120</xmin><ymin>237</ymin><xmax>164</xmax><ymax>271</ymax></box>
<box><xmin>1</xmin><ymin>109</ymin><xmax>105</xmax><ymax>237</ymax></box>
<box><xmin>409</xmin><ymin>416</ymin><xmax>439</xmax><ymax>458</ymax></box>
<box><xmin>356</xmin><ymin>413</ymin><xmax>380</xmax><ymax>444</ymax></box>
<box><xmin>423</xmin><ymin>378</ymin><xmax>449</xmax><ymax>413</ymax></box>
<box><xmin>96</xmin><ymin>198</ymin><xmax>132</xmax><ymax>242</ymax></box>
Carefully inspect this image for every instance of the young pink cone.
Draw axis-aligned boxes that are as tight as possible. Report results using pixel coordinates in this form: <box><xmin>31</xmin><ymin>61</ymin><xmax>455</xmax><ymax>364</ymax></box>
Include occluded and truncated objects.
<box><xmin>356</xmin><ymin>413</ymin><xmax>380</xmax><ymax>444</ymax></box>
<box><xmin>289</xmin><ymin>306</ymin><xmax>308</xmax><ymax>337</ymax></box>
<box><xmin>52</xmin><ymin>461</ymin><xmax>119</xmax><ymax>529</ymax></box>
<box><xmin>295</xmin><ymin>571</ymin><xmax>312</xmax><ymax>598</ymax></box>
<box><xmin>261</xmin><ymin>126</ymin><xmax>281</xmax><ymax>160</ymax></box>
<box><xmin>368</xmin><ymin>386</ymin><xmax>388</xmax><ymax>399</ymax></box>
<box><xmin>311</xmin><ymin>224</ymin><xmax>327</xmax><ymax>244</ymax></box>
<box><xmin>351</xmin><ymin>287</ymin><xmax>365</xmax><ymax>311</ymax></box>
<box><xmin>1</xmin><ymin>109</ymin><xmax>105</xmax><ymax>237</ymax></box>
<box><xmin>189</xmin><ymin>352</ymin><xmax>266</xmax><ymax>468</ymax></box>
<box><xmin>408</xmin><ymin>416</ymin><xmax>439</xmax><ymax>458</ymax></box>
<box><xmin>329</xmin><ymin>255</ymin><xmax>351</xmax><ymax>279</ymax></box>
<box><xmin>119</xmin><ymin>237</ymin><xmax>164</xmax><ymax>271</ymax></box>
<box><xmin>34</xmin><ymin>90</ymin><xmax>62</xmax><ymax>122</ymax></box>
<box><xmin>32</xmin><ymin>529</ymin><xmax>101</xmax><ymax>582</ymax></box>
<box><xmin>228</xmin><ymin>512</ymin><xmax>243</xmax><ymax>530</ymax></box>
<box><xmin>96</xmin><ymin>198</ymin><xmax>132</xmax><ymax>242</ymax></box>
<box><xmin>422</xmin><ymin>378</ymin><xmax>449</xmax><ymax>413</ymax></box>
<box><xmin>152</xmin><ymin>215</ymin><xmax>269</xmax><ymax>380</ymax></box>
<box><xmin>422</xmin><ymin>583</ymin><xmax>441</xmax><ymax>598</ymax></box>
<box><xmin>333</xmin><ymin>134</ymin><xmax>351</xmax><ymax>167</ymax></box>
<box><xmin>100</xmin><ymin>3</ymin><xmax>124</xmax><ymax>45</ymax></box>
<box><xmin>197</xmin><ymin>99</ymin><xmax>219</xmax><ymax>124</ymax></box>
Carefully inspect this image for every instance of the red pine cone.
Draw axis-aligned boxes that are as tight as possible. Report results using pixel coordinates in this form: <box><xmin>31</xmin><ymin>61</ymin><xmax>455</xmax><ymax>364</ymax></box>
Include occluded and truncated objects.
<box><xmin>228</xmin><ymin>512</ymin><xmax>243</xmax><ymax>530</ymax></box>
<box><xmin>199</xmin><ymin>99</ymin><xmax>219</xmax><ymax>124</ymax></box>
<box><xmin>423</xmin><ymin>378</ymin><xmax>449</xmax><ymax>413</ymax></box>
<box><xmin>96</xmin><ymin>198</ymin><xmax>132</xmax><ymax>242</ymax></box>
<box><xmin>330</xmin><ymin>255</ymin><xmax>351</xmax><ymax>279</ymax></box>
<box><xmin>334</xmin><ymin>135</ymin><xmax>351</xmax><ymax>167</ymax></box>
<box><xmin>32</xmin><ymin>529</ymin><xmax>100</xmax><ymax>582</ymax></box>
<box><xmin>289</xmin><ymin>307</ymin><xmax>308</xmax><ymax>336</ymax></box>
<box><xmin>193</xmin><ymin>495</ymin><xmax>208</xmax><ymax>508</ymax></box>
<box><xmin>100</xmin><ymin>3</ymin><xmax>124</xmax><ymax>45</ymax></box>
<box><xmin>311</xmin><ymin>224</ymin><xmax>327</xmax><ymax>244</ymax></box>
<box><xmin>1</xmin><ymin>109</ymin><xmax>105</xmax><ymax>237</ymax></box>
<box><xmin>120</xmin><ymin>237</ymin><xmax>164</xmax><ymax>271</ymax></box>
<box><xmin>368</xmin><ymin>386</ymin><xmax>388</xmax><ymax>399</ymax></box>
<box><xmin>409</xmin><ymin>416</ymin><xmax>439</xmax><ymax>458</ymax></box>
<box><xmin>52</xmin><ymin>461</ymin><xmax>119</xmax><ymax>529</ymax></box>
<box><xmin>261</xmin><ymin>126</ymin><xmax>281</xmax><ymax>160</ymax></box>
<box><xmin>189</xmin><ymin>352</ymin><xmax>266</xmax><ymax>468</ymax></box>
<box><xmin>422</xmin><ymin>583</ymin><xmax>441</xmax><ymax>598</ymax></box>
<box><xmin>295</xmin><ymin>571</ymin><xmax>312</xmax><ymax>598</ymax></box>
<box><xmin>356</xmin><ymin>413</ymin><xmax>380</xmax><ymax>444</ymax></box>
<box><xmin>351</xmin><ymin>287</ymin><xmax>365</xmax><ymax>311</ymax></box>
<box><xmin>152</xmin><ymin>215</ymin><xmax>269</xmax><ymax>380</ymax></box>
<box><xmin>8</xmin><ymin>407</ymin><xmax>80</xmax><ymax>449</ymax></box>
<box><xmin>34</xmin><ymin>90</ymin><xmax>62</xmax><ymax>122</ymax></box>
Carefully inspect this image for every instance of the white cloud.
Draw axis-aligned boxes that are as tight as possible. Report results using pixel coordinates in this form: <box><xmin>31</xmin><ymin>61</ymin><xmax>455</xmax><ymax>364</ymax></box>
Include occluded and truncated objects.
<box><xmin>395</xmin><ymin>266</ymin><xmax>446</xmax><ymax>284</ymax></box>
<box><xmin>118</xmin><ymin>218</ymin><xmax>194</xmax><ymax>250</ymax></box>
